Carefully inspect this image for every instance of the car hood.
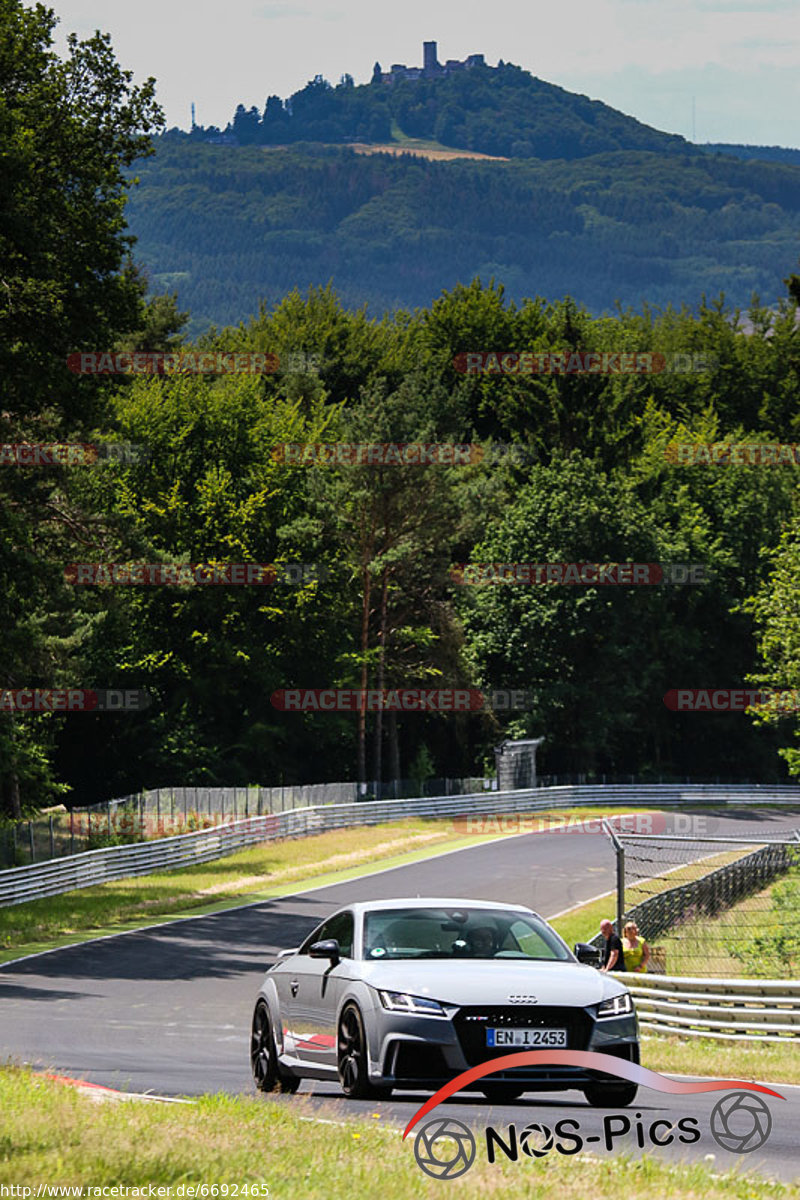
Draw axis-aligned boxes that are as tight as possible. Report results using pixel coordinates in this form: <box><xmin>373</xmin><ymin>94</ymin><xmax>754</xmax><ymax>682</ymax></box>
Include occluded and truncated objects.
<box><xmin>356</xmin><ymin>960</ymin><xmax>621</xmax><ymax>1007</ymax></box>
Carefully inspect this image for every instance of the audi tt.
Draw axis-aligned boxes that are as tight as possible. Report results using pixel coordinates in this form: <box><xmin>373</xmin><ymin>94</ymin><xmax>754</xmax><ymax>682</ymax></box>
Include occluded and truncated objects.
<box><xmin>250</xmin><ymin>897</ymin><xmax>639</xmax><ymax>1105</ymax></box>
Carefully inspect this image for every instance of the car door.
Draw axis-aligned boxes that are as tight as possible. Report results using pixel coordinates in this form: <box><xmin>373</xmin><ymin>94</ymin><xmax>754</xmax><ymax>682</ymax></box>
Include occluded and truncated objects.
<box><xmin>285</xmin><ymin>910</ymin><xmax>355</xmax><ymax>1069</ymax></box>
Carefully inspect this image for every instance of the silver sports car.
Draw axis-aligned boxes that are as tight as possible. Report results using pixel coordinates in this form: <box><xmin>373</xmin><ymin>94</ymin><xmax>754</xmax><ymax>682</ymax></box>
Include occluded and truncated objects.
<box><xmin>251</xmin><ymin>897</ymin><xmax>639</xmax><ymax>1105</ymax></box>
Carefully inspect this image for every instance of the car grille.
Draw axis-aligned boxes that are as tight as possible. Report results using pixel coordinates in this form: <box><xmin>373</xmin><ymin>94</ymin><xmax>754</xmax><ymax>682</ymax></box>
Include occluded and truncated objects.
<box><xmin>454</xmin><ymin>1005</ymin><xmax>593</xmax><ymax>1066</ymax></box>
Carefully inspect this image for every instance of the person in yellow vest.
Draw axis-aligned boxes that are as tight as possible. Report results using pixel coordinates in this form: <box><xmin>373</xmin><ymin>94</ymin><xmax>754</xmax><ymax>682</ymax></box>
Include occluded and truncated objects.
<box><xmin>622</xmin><ymin>921</ymin><xmax>650</xmax><ymax>973</ymax></box>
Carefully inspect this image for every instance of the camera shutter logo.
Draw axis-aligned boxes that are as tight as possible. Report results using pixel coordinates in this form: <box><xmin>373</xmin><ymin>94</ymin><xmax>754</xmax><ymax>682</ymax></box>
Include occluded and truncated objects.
<box><xmin>520</xmin><ymin>1122</ymin><xmax>554</xmax><ymax>1157</ymax></box>
<box><xmin>710</xmin><ymin>1092</ymin><xmax>772</xmax><ymax>1153</ymax></box>
<box><xmin>413</xmin><ymin>1117</ymin><xmax>476</xmax><ymax>1179</ymax></box>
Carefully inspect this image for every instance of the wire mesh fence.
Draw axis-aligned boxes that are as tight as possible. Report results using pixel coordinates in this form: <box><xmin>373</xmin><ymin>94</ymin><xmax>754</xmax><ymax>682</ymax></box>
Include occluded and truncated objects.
<box><xmin>0</xmin><ymin>777</ymin><xmax>493</xmax><ymax>867</ymax></box>
<box><xmin>596</xmin><ymin>831</ymin><xmax>800</xmax><ymax>978</ymax></box>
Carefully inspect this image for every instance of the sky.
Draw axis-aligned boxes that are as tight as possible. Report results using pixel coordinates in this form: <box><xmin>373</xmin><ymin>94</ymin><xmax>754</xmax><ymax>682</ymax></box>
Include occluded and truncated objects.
<box><xmin>50</xmin><ymin>0</ymin><xmax>800</xmax><ymax>147</ymax></box>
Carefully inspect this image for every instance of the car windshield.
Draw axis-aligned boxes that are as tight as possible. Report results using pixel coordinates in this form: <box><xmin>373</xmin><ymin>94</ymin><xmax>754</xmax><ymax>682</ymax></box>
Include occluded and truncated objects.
<box><xmin>362</xmin><ymin>907</ymin><xmax>572</xmax><ymax>961</ymax></box>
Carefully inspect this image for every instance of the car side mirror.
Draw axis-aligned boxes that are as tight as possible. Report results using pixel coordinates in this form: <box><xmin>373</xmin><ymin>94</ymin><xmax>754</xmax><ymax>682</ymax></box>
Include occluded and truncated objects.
<box><xmin>574</xmin><ymin>942</ymin><xmax>602</xmax><ymax>967</ymax></box>
<box><xmin>309</xmin><ymin>938</ymin><xmax>340</xmax><ymax>963</ymax></box>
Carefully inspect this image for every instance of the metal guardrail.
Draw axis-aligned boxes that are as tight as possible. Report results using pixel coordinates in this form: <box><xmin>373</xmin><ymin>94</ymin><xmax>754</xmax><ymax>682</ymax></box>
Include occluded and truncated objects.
<box><xmin>623</xmin><ymin>973</ymin><xmax>800</xmax><ymax>1042</ymax></box>
<box><xmin>1</xmin><ymin>782</ymin><xmax>799</xmax><ymax>909</ymax></box>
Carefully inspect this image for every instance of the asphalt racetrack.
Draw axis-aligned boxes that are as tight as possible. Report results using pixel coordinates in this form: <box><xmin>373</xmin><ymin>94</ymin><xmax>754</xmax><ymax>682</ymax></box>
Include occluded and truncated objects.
<box><xmin>2</xmin><ymin>807</ymin><xmax>799</xmax><ymax>1182</ymax></box>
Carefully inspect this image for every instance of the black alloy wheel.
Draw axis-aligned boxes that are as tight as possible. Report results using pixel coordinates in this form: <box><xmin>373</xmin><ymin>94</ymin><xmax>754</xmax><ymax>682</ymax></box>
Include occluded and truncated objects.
<box><xmin>251</xmin><ymin>1000</ymin><xmax>300</xmax><ymax>1094</ymax></box>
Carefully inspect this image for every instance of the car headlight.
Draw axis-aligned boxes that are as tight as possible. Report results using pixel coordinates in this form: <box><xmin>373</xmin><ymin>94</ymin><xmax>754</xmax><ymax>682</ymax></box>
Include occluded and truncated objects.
<box><xmin>378</xmin><ymin>990</ymin><xmax>446</xmax><ymax>1016</ymax></box>
<box><xmin>597</xmin><ymin>992</ymin><xmax>634</xmax><ymax>1019</ymax></box>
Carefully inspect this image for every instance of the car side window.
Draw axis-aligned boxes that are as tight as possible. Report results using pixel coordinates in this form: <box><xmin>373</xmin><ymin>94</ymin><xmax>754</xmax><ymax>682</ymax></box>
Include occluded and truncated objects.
<box><xmin>297</xmin><ymin>922</ymin><xmax>325</xmax><ymax>955</ymax></box>
<box><xmin>322</xmin><ymin>911</ymin><xmax>354</xmax><ymax>958</ymax></box>
<box><xmin>298</xmin><ymin>911</ymin><xmax>354</xmax><ymax>958</ymax></box>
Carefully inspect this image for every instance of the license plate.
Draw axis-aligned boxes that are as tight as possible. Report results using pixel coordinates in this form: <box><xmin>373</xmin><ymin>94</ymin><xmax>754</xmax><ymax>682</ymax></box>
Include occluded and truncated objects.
<box><xmin>486</xmin><ymin>1027</ymin><xmax>567</xmax><ymax>1048</ymax></box>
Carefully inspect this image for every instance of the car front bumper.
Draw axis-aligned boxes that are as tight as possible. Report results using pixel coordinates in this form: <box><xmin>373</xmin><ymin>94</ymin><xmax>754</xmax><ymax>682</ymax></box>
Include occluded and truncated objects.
<box><xmin>368</xmin><ymin>1004</ymin><xmax>639</xmax><ymax>1090</ymax></box>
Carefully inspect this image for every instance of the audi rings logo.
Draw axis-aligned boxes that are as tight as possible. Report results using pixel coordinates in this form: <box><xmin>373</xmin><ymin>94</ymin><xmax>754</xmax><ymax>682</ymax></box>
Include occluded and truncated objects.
<box><xmin>507</xmin><ymin>994</ymin><xmax>537</xmax><ymax>1004</ymax></box>
<box><xmin>413</xmin><ymin>1117</ymin><xmax>476</xmax><ymax>1179</ymax></box>
<box><xmin>710</xmin><ymin>1092</ymin><xmax>772</xmax><ymax>1153</ymax></box>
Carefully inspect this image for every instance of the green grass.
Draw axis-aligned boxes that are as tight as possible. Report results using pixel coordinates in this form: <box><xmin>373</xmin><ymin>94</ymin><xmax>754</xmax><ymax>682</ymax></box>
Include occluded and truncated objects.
<box><xmin>640</xmin><ymin>1035</ymin><xmax>800</xmax><ymax>1085</ymax></box>
<box><xmin>0</xmin><ymin>806</ymin><xmax>661</xmax><ymax>964</ymax></box>
<box><xmin>0</xmin><ymin>819</ymin><xmax>473</xmax><ymax>962</ymax></box>
<box><xmin>1</xmin><ymin>1066</ymin><xmax>796</xmax><ymax>1197</ymax></box>
<box><xmin>550</xmin><ymin>894</ymin><xmax>617</xmax><ymax>948</ymax></box>
<box><xmin>656</xmin><ymin>878</ymin><xmax>799</xmax><ymax>978</ymax></box>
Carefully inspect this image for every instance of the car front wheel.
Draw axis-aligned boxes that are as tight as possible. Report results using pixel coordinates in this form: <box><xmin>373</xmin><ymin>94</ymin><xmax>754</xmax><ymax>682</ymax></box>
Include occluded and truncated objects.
<box><xmin>583</xmin><ymin>1081</ymin><xmax>638</xmax><ymax>1107</ymax></box>
<box><xmin>481</xmin><ymin>1085</ymin><xmax>525</xmax><ymax>1103</ymax></box>
<box><xmin>337</xmin><ymin>1004</ymin><xmax>391</xmax><ymax>1100</ymax></box>
<box><xmin>251</xmin><ymin>1000</ymin><xmax>300</xmax><ymax>1094</ymax></box>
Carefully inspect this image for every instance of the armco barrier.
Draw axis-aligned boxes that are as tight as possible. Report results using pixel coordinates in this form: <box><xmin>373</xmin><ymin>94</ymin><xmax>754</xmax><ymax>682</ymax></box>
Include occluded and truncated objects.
<box><xmin>1</xmin><ymin>782</ymin><xmax>799</xmax><ymax>909</ymax></box>
<box><xmin>623</xmin><ymin>973</ymin><xmax>800</xmax><ymax>1042</ymax></box>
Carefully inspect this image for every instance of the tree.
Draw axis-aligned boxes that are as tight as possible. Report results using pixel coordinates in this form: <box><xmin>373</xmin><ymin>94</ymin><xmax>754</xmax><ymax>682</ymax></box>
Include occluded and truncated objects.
<box><xmin>372</xmin><ymin>62</ymin><xmax>383</xmax><ymax>84</ymax></box>
<box><xmin>0</xmin><ymin>0</ymin><xmax>162</xmax><ymax>816</ymax></box>
<box><xmin>743</xmin><ymin>518</ymin><xmax>800</xmax><ymax>778</ymax></box>
<box><xmin>232</xmin><ymin>104</ymin><xmax>260</xmax><ymax>145</ymax></box>
<box><xmin>307</xmin><ymin>380</ymin><xmax>486</xmax><ymax>782</ymax></box>
<box><xmin>0</xmin><ymin>1</ymin><xmax>162</xmax><ymax>424</ymax></box>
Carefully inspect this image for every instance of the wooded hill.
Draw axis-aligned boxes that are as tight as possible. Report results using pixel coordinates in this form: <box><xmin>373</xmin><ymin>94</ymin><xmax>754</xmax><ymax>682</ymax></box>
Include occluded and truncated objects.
<box><xmin>128</xmin><ymin>139</ymin><xmax>800</xmax><ymax>334</ymax></box>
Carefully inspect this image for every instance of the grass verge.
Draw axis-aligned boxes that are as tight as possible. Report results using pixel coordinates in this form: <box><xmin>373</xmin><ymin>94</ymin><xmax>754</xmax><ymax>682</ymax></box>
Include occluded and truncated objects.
<box><xmin>0</xmin><ymin>807</ymin><xmax>658</xmax><ymax>965</ymax></box>
<box><xmin>639</xmin><ymin>1035</ymin><xmax>800</xmax><ymax>1085</ymax></box>
<box><xmin>656</xmin><ymin>875</ymin><xmax>799</xmax><ymax>977</ymax></box>
<box><xmin>1</xmin><ymin>1066</ymin><xmax>796</xmax><ymax>1197</ymax></box>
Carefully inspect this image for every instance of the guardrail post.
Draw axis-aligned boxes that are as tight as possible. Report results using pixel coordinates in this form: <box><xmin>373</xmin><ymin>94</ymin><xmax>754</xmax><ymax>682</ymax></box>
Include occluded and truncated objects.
<box><xmin>107</xmin><ymin>801</ymin><xmax>111</xmax><ymax>839</ymax></box>
<box><xmin>28</xmin><ymin>820</ymin><xmax>35</xmax><ymax>863</ymax></box>
<box><xmin>49</xmin><ymin>814</ymin><xmax>55</xmax><ymax>860</ymax></box>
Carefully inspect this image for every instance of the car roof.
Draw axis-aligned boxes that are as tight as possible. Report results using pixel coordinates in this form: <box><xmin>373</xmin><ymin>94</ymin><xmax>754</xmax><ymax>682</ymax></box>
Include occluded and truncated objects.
<box><xmin>343</xmin><ymin>898</ymin><xmax>536</xmax><ymax>916</ymax></box>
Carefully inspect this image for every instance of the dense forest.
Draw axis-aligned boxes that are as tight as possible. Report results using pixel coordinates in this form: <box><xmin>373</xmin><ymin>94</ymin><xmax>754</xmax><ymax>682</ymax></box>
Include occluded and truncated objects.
<box><xmin>705</xmin><ymin>143</ymin><xmax>800</xmax><ymax>166</ymax></box>
<box><xmin>3</xmin><ymin>0</ymin><xmax>800</xmax><ymax>817</ymax></box>
<box><xmin>128</xmin><ymin>141</ymin><xmax>800</xmax><ymax>334</ymax></box>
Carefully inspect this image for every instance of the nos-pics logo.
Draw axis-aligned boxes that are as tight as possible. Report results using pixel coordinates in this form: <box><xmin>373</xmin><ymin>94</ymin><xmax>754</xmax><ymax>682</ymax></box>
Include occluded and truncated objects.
<box><xmin>404</xmin><ymin>1050</ymin><xmax>783</xmax><ymax>1179</ymax></box>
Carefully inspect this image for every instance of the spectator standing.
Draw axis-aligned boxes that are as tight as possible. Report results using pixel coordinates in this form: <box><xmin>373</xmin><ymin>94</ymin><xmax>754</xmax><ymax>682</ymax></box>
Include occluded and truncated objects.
<box><xmin>599</xmin><ymin>918</ymin><xmax>625</xmax><ymax>972</ymax></box>
<box><xmin>622</xmin><ymin>921</ymin><xmax>650</xmax><ymax>972</ymax></box>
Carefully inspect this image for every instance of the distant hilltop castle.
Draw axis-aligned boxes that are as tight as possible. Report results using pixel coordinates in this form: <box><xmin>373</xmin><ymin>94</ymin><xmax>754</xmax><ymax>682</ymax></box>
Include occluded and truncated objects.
<box><xmin>377</xmin><ymin>41</ymin><xmax>487</xmax><ymax>84</ymax></box>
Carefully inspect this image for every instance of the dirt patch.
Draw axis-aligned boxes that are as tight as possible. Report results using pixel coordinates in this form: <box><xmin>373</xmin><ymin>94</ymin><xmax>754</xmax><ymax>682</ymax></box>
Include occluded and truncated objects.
<box><xmin>260</xmin><ymin>143</ymin><xmax>508</xmax><ymax>162</ymax></box>
<box><xmin>349</xmin><ymin>143</ymin><xmax>508</xmax><ymax>162</ymax></box>
<box><xmin>192</xmin><ymin>830</ymin><xmax>451</xmax><ymax>897</ymax></box>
